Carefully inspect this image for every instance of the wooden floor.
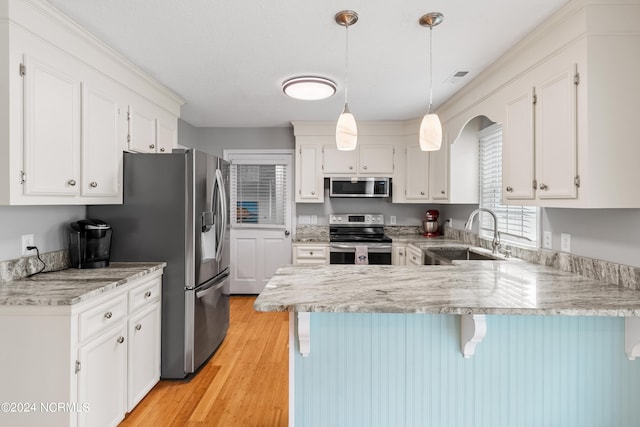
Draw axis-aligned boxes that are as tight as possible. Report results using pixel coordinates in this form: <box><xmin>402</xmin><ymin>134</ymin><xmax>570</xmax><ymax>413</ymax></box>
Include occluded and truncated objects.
<box><xmin>120</xmin><ymin>296</ymin><xmax>289</xmax><ymax>427</ymax></box>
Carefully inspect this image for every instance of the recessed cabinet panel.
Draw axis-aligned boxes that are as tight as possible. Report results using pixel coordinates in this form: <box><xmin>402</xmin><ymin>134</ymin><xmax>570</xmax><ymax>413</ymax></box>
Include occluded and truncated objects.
<box><xmin>536</xmin><ymin>67</ymin><xmax>577</xmax><ymax>199</ymax></box>
<box><xmin>128</xmin><ymin>304</ymin><xmax>161</xmax><ymax>411</ymax></box>
<box><xmin>503</xmin><ymin>88</ymin><xmax>535</xmax><ymax>200</ymax></box>
<box><xmin>358</xmin><ymin>145</ymin><xmax>394</xmax><ymax>175</ymax></box>
<box><xmin>82</xmin><ymin>85</ymin><xmax>121</xmax><ymax>197</ymax></box>
<box><xmin>296</xmin><ymin>145</ymin><xmax>323</xmax><ymax>202</ymax></box>
<box><xmin>23</xmin><ymin>55</ymin><xmax>80</xmax><ymax>196</ymax></box>
<box><xmin>323</xmin><ymin>146</ymin><xmax>357</xmax><ymax>174</ymax></box>
<box><xmin>128</xmin><ymin>106</ymin><xmax>157</xmax><ymax>153</ymax></box>
<box><xmin>405</xmin><ymin>145</ymin><xmax>430</xmax><ymax>200</ymax></box>
<box><xmin>430</xmin><ymin>139</ymin><xmax>449</xmax><ymax>200</ymax></box>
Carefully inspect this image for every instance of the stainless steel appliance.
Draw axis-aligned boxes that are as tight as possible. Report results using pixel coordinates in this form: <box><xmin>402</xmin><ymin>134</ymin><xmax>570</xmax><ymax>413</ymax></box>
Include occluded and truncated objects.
<box><xmin>329</xmin><ymin>213</ymin><xmax>392</xmax><ymax>264</ymax></box>
<box><xmin>68</xmin><ymin>219</ymin><xmax>112</xmax><ymax>268</ymax></box>
<box><xmin>329</xmin><ymin>177</ymin><xmax>390</xmax><ymax>198</ymax></box>
<box><xmin>88</xmin><ymin>149</ymin><xmax>230</xmax><ymax>379</ymax></box>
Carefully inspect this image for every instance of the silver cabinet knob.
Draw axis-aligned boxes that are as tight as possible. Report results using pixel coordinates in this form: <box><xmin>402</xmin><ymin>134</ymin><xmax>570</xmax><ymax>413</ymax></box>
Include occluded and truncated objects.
<box><xmin>506</xmin><ymin>186</ymin><xmax>513</xmax><ymax>192</ymax></box>
<box><xmin>90</xmin><ymin>182</ymin><xmax>98</xmax><ymax>188</ymax></box>
<box><xmin>539</xmin><ymin>183</ymin><xmax>548</xmax><ymax>190</ymax></box>
<box><xmin>104</xmin><ymin>311</ymin><xmax>112</xmax><ymax>319</ymax></box>
<box><xmin>144</xmin><ymin>291</ymin><xmax>152</xmax><ymax>298</ymax></box>
<box><xmin>310</xmin><ymin>251</ymin><xmax>314</xmax><ymax>256</ymax></box>
<box><xmin>149</xmin><ymin>144</ymin><xmax>155</xmax><ymax>149</ymax></box>
<box><xmin>349</xmin><ymin>166</ymin><xmax>353</xmax><ymax>170</ymax></box>
<box><xmin>160</xmin><ymin>147</ymin><xmax>166</xmax><ymax>152</ymax></box>
<box><xmin>440</xmin><ymin>190</ymin><xmax>445</xmax><ymax>195</ymax></box>
<box><xmin>117</xmin><ymin>336</ymin><xmax>125</xmax><ymax>344</ymax></box>
<box><xmin>284</xmin><ymin>230</ymin><xmax>290</xmax><ymax>236</ymax></box>
<box><xmin>363</xmin><ymin>165</ymin><xmax>368</xmax><ymax>170</ymax></box>
<box><xmin>420</xmin><ymin>191</ymin><xmax>425</xmax><ymax>196</ymax></box>
<box><xmin>135</xmin><ymin>324</ymin><xmax>142</xmax><ymax>331</ymax></box>
<box><xmin>311</xmin><ymin>191</ymin><xmax>315</xmax><ymax>196</ymax></box>
<box><xmin>68</xmin><ymin>179</ymin><xmax>76</xmax><ymax>186</ymax></box>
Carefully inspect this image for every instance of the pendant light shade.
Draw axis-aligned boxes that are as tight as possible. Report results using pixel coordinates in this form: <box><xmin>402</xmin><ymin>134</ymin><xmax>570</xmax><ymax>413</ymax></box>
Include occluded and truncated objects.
<box><xmin>419</xmin><ymin>113</ymin><xmax>442</xmax><ymax>151</ymax></box>
<box><xmin>336</xmin><ymin>104</ymin><xmax>357</xmax><ymax>150</ymax></box>
<box><xmin>419</xmin><ymin>12</ymin><xmax>444</xmax><ymax>151</ymax></box>
<box><xmin>335</xmin><ymin>10</ymin><xmax>358</xmax><ymax>151</ymax></box>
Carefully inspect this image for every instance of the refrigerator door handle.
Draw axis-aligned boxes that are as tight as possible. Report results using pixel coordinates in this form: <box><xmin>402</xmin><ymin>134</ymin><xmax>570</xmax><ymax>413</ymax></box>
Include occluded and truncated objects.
<box><xmin>195</xmin><ymin>275</ymin><xmax>228</xmax><ymax>299</ymax></box>
<box><xmin>214</xmin><ymin>168</ymin><xmax>227</xmax><ymax>262</ymax></box>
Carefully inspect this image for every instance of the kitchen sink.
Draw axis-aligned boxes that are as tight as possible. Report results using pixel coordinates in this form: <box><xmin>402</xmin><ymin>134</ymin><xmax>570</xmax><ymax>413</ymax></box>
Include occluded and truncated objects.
<box><xmin>423</xmin><ymin>247</ymin><xmax>503</xmax><ymax>265</ymax></box>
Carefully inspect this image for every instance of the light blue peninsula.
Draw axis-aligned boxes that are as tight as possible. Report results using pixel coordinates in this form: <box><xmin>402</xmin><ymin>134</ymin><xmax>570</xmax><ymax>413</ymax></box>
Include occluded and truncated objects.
<box><xmin>255</xmin><ymin>247</ymin><xmax>640</xmax><ymax>427</ymax></box>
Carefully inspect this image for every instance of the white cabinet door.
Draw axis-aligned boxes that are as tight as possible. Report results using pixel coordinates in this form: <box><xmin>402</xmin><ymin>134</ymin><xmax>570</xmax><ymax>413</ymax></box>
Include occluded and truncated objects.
<box><xmin>128</xmin><ymin>106</ymin><xmax>157</xmax><ymax>153</ymax></box>
<box><xmin>81</xmin><ymin>84</ymin><xmax>122</xmax><ymax>197</ymax></box>
<box><xmin>293</xmin><ymin>244</ymin><xmax>329</xmax><ymax>265</ymax></box>
<box><xmin>296</xmin><ymin>144</ymin><xmax>323</xmax><ymax>202</ymax></box>
<box><xmin>156</xmin><ymin>118</ymin><xmax>177</xmax><ymax>154</ymax></box>
<box><xmin>23</xmin><ymin>55</ymin><xmax>80</xmax><ymax>196</ymax></box>
<box><xmin>404</xmin><ymin>145</ymin><xmax>430</xmax><ymax>200</ymax></box>
<box><xmin>503</xmin><ymin>86</ymin><xmax>536</xmax><ymax>200</ymax></box>
<box><xmin>536</xmin><ymin>65</ymin><xmax>578</xmax><ymax>199</ymax></box>
<box><xmin>392</xmin><ymin>245</ymin><xmax>406</xmax><ymax>266</ymax></box>
<box><xmin>323</xmin><ymin>146</ymin><xmax>357</xmax><ymax>174</ymax></box>
<box><xmin>128</xmin><ymin>303</ymin><xmax>161</xmax><ymax>411</ymax></box>
<box><xmin>430</xmin><ymin>139</ymin><xmax>448</xmax><ymax>200</ymax></box>
<box><xmin>358</xmin><ymin>144</ymin><xmax>394</xmax><ymax>175</ymax></box>
<box><xmin>77</xmin><ymin>323</ymin><xmax>127</xmax><ymax>427</ymax></box>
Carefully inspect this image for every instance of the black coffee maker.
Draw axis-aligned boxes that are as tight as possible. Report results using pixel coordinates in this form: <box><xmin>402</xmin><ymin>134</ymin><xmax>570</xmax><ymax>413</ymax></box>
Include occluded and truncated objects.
<box><xmin>69</xmin><ymin>219</ymin><xmax>112</xmax><ymax>269</ymax></box>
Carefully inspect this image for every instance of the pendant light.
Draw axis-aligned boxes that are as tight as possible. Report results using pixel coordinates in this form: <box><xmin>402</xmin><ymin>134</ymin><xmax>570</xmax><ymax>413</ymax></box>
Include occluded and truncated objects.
<box><xmin>335</xmin><ymin>10</ymin><xmax>358</xmax><ymax>151</ymax></box>
<box><xmin>418</xmin><ymin>12</ymin><xmax>444</xmax><ymax>151</ymax></box>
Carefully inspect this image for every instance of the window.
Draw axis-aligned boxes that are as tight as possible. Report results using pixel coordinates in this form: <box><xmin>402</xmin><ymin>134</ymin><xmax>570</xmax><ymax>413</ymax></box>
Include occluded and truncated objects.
<box><xmin>230</xmin><ymin>162</ymin><xmax>289</xmax><ymax>227</ymax></box>
<box><xmin>478</xmin><ymin>123</ymin><xmax>537</xmax><ymax>247</ymax></box>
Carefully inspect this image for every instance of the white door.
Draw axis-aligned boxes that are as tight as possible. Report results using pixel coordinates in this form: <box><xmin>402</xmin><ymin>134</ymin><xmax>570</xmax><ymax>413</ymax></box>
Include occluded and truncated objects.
<box><xmin>225</xmin><ymin>150</ymin><xmax>293</xmax><ymax>294</ymax></box>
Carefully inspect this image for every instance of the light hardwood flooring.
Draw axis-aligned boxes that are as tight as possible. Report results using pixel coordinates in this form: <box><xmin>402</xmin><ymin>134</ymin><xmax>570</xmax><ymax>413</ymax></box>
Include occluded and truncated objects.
<box><xmin>120</xmin><ymin>296</ymin><xmax>289</xmax><ymax>426</ymax></box>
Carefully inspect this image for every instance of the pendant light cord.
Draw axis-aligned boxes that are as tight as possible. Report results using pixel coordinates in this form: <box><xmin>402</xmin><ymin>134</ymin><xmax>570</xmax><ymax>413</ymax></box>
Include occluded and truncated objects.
<box><xmin>344</xmin><ymin>22</ymin><xmax>350</xmax><ymax>107</ymax></box>
<box><xmin>427</xmin><ymin>25</ymin><xmax>433</xmax><ymax>114</ymax></box>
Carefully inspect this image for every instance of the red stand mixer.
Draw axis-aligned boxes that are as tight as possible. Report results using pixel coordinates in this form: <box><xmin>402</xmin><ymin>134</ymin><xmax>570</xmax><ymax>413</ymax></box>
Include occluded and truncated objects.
<box><xmin>423</xmin><ymin>209</ymin><xmax>440</xmax><ymax>237</ymax></box>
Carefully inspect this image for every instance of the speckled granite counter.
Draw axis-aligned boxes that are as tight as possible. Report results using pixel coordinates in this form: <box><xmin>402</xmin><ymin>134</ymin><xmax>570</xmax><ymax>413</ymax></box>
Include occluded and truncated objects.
<box><xmin>254</xmin><ymin>246</ymin><xmax>640</xmax><ymax>316</ymax></box>
<box><xmin>0</xmin><ymin>262</ymin><xmax>165</xmax><ymax>306</ymax></box>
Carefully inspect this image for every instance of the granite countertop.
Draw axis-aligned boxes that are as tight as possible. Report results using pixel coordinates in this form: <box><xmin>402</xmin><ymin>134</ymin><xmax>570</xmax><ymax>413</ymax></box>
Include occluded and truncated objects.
<box><xmin>0</xmin><ymin>262</ymin><xmax>165</xmax><ymax>306</ymax></box>
<box><xmin>254</xmin><ymin>241</ymin><xmax>640</xmax><ymax>317</ymax></box>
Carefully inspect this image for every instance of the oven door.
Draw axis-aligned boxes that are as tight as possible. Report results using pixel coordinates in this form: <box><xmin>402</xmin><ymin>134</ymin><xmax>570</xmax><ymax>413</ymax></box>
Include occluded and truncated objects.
<box><xmin>329</xmin><ymin>243</ymin><xmax>392</xmax><ymax>265</ymax></box>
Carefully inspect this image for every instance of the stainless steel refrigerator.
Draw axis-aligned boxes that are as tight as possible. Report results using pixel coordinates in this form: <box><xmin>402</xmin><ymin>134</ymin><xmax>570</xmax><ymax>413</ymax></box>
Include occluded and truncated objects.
<box><xmin>88</xmin><ymin>149</ymin><xmax>230</xmax><ymax>379</ymax></box>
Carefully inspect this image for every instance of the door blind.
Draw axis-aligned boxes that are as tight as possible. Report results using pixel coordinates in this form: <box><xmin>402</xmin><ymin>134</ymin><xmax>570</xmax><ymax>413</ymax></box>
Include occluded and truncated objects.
<box><xmin>479</xmin><ymin>123</ymin><xmax>537</xmax><ymax>246</ymax></box>
<box><xmin>230</xmin><ymin>163</ymin><xmax>288</xmax><ymax>227</ymax></box>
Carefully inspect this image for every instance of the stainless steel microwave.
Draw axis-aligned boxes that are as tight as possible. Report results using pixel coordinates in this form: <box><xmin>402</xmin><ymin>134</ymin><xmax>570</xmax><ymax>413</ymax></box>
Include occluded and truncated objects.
<box><xmin>329</xmin><ymin>177</ymin><xmax>391</xmax><ymax>198</ymax></box>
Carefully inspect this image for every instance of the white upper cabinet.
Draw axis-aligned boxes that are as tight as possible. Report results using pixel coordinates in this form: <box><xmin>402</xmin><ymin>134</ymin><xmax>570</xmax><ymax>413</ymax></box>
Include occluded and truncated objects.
<box><xmin>439</xmin><ymin>2</ymin><xmax>640</xmax><ymax>208</ymax></box>
<box><xmin>0</xmin><ymin>0</ymin><xmax>183</xmax><ymax>205</ymax></box>
<box><xmin>295</xmin><ymin>140</ymin><xmax>324</xmax><ymax>202</ymax></box>
<box><xmin>128</xmin><ymin>106</ymin><xmax>157</xmax><ymax>154</ymax></box>
<box><xmin>403</xmin><ymin>144</ymin><xmax>430</xmax><ymax>201</ymax></box>
<box><xmin>429</xmin><ymin>136</ymin><xmax>449</xmax><ymax>201</ymax></box>
<box><xmin>82</xmin><ymin>84</ymin><xmax>122</xmax><ymax>197</ymax></box>
<box><xmin>322</xmin><ymin>143</ymin><xmax>394</xmax><ymax>176</ymax></box>
<box><xmin>322</xmin><ymin>146</ymin><xmax>357</xmax><ymax>174</ymax></box>
<box><xmin>23</xmin><ymin>55</ymin><xmax>81</xmax><ymax>196</ymax></box>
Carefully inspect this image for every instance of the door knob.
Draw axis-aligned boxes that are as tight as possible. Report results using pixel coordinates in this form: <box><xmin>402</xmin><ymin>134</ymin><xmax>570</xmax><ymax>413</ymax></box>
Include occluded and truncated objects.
<box><xmin>284</xmin><ymin>230</ymin><xmax>290</xmax><ymax>236</ymax></box>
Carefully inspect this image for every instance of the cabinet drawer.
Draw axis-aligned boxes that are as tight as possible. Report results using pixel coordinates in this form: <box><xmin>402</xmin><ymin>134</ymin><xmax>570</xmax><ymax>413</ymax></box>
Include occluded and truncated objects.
<box><xmin>129</xmin><ymin>276</ymin><xmax>162</xmax><ymax>314</ymax></box>
<box><xmin>79</xmin><ymin>294</ymin><xmax>127</xmax><ymax>342</ymax></box>
<box><xmin>294</xmin><ymin>246</ymin><xmax>328</xmax><ymax>260</ymax></box>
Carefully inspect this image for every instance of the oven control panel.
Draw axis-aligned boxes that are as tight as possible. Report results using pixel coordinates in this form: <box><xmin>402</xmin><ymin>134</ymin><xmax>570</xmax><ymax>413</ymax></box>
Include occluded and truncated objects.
<box><xmin>330</xmin><ymin>213</ymin><xmax>385</xmax><ymax>226</ymax></box>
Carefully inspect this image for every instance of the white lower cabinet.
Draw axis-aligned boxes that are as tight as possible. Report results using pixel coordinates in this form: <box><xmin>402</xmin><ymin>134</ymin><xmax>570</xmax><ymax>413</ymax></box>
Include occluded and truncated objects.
<box><xmin>392</xmin><ymin>244</ymin><xmax>407</xmax><ymax>266</ymax></box>
<box><xmin>407</xmin><ymin>245</ymin><xmax>423</xmax><ymax>265</ymax></box>
<box><xmin>0</xmin><ymin>270</ymin><xmax>162</xmax><ymax>427</ymax></box>
<box><xmin>293</xmin><ymin>243</ymin><xmax>329</xmax><ymax>265</ymax></box>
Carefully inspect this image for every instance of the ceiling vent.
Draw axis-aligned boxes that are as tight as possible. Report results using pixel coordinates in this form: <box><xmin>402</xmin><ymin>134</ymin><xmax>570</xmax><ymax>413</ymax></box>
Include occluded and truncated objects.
<box><xmin>445</xmin><ymin>70</ymin><xmax>469</xmax><ymax>84</ymax></box>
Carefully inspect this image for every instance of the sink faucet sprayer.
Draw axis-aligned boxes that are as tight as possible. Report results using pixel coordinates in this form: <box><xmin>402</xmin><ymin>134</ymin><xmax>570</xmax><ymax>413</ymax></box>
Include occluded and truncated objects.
<box><xmin>464</xmin><ymin>208</ymin><xmax>500</xmax><ymax>254</ymax></box>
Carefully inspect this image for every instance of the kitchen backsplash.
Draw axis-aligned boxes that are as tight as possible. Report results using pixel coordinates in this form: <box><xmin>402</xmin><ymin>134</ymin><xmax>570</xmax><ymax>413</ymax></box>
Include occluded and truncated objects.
<box><xmin>0</xmin><ymin>250</ymin><xmax>70</xmax><ymax>283</ymax></box>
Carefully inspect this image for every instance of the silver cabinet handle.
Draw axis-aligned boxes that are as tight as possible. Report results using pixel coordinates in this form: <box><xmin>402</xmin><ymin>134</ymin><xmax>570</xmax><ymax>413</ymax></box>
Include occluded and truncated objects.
<box><xmin>104</xmin><ymin>311</ymin><xmax>112</xmax><ymax>319</ymax></box>
<box><xmin>149</xmin><ymin>144</ymin><xmax>155</xmax><ymax>149</ymax></box>
<box><xmin>144</xmin><ymin>291</ymin><xmax>152</xmax><ymax>298</ymax></box>
<box><xmin>90</xmin><ymin>182</ymin><xmax>98</xmax><ymax>188</ymax></box>
<box><xmin>539</xmin><ymin>183</ymin><xmax>548</xmax><ymax>190</ymax></box>
<box><xmin>68</xmin><ymin>179</ymin><xmax>76</xmax><ymax>186</ymax></box>
<box><xmin>117</xmin><ymin>336</ymin><xmax>125</xmax><ymax>344</ymax></box>
<box><xmin>135</xmin><ymin>324</ymin><xmax>142</xmax><ymax>331</ymax></box>
<box><xmin>160</xmin><ymin>147</ymin><xmax>166</xmax><ymax>152</ymax></box>
<box><xmin>506</xmin><ymin>186</ymin><xmax>513</xmax><ymax>192</ymax></box>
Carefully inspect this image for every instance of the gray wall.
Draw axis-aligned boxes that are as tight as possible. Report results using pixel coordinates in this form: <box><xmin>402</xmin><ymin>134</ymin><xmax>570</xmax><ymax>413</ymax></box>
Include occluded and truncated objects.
<box><xmin>0</xmin><ymin>205</ymin><xmax>86</xmax><ymax>261</ymax></box>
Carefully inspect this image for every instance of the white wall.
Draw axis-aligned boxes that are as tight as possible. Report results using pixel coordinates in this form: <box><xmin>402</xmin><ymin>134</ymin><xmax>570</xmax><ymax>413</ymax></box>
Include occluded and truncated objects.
<box><xmin>0</xmin><ymin>205</ymin><xmax>85</xmax><ymax>261</ymax></box>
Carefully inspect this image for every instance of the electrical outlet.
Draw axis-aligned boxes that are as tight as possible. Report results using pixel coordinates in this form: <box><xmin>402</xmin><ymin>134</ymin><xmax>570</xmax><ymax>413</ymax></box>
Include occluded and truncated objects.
<box><xmin>22</xmin><ymin>234</ymin><xmax>35</xmax><ymax>256</ymax></box>
<box><xmin>560</xmin><ymin>233</ymin><xmax>571</xmax><ymax>253</ymax></box>
<box><xmin>542</xmin><ymin>231</ymin><xmax>552</xmax><ymax>249</ymax></box>
<box><xmin>389</xmin><ymin>216</ymin><xmax>396</xmax><ymax>225</ymax></box>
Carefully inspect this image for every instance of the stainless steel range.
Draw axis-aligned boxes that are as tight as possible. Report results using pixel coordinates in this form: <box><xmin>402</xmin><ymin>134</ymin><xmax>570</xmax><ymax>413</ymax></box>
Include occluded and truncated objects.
<box><xmin>329</xmin><ymin>213</ymin><xmax>392</xmax><ymax>265</ymax></box>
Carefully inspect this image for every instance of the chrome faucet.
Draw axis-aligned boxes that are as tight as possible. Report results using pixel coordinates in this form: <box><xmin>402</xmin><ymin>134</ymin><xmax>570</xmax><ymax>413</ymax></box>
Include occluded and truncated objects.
<box><xmin>464</xmin><ymin>208</ymin><xmax>501</xmax><ymax>254</ymax></box>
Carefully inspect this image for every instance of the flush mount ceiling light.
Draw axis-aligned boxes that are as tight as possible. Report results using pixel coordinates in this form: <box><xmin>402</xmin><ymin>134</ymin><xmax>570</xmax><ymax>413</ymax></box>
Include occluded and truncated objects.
<box><xmin>335</xmin><ymin>10</ymin><xmax>358</xmax><ymax>151</ymax></box>
<box><xmin>419</xmin><ymin>12</ymin><xmax>444</xmax><ymax>151</ymax></box>
<box><xmin>282</xmin><ymin>76</ymin><xmax>337</xmax><ymax>101</ymax></box>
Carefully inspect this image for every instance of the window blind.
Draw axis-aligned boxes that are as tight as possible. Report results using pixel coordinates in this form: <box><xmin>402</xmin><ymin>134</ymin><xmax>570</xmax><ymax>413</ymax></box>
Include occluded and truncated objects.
<box><xmin>478</xmin><ymin>123</ymin><xmax>537</xmax><ymax>246</ymax></box>
<box><xmin>230</xmin><ymin>163</ymin><xmax>288</xmax><ymax>227</ymax></box>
